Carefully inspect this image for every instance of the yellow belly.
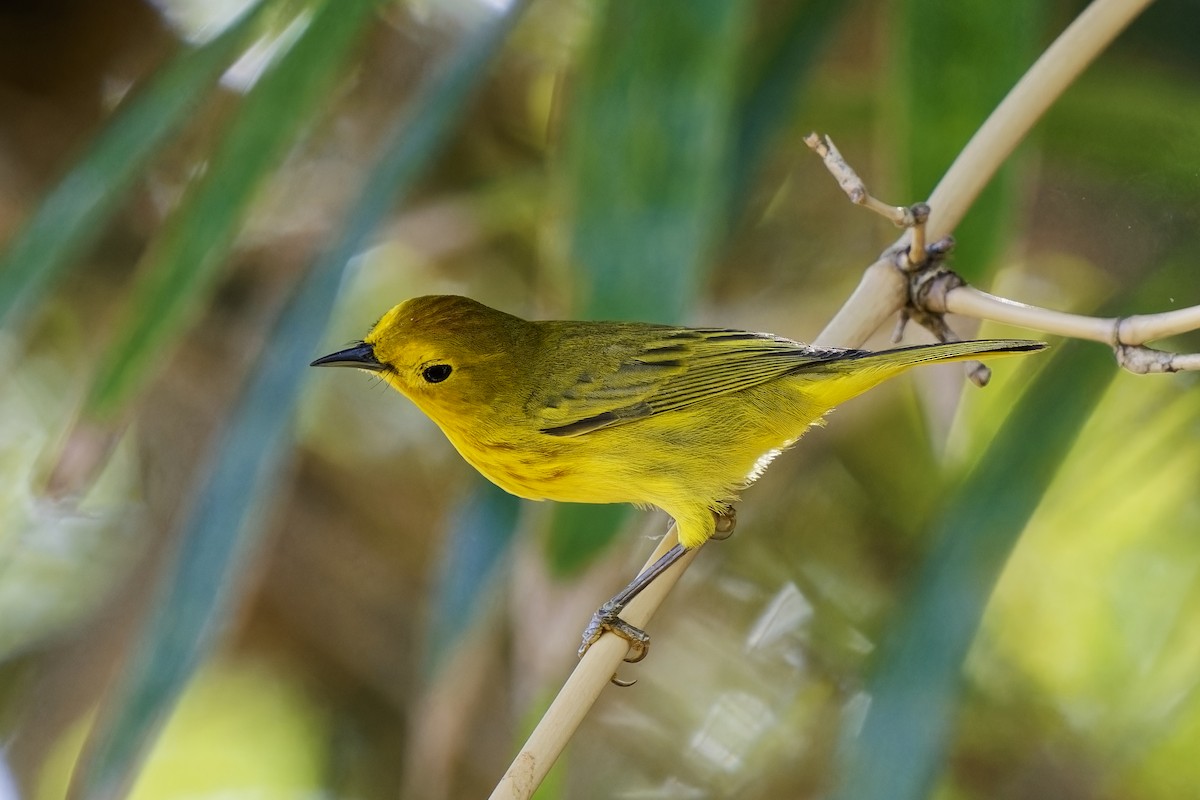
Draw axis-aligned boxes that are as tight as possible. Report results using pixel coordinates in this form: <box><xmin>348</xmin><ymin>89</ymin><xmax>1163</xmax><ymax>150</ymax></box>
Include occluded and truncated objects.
<box><xmin>435</xmin><ymin>384</ymin><xmax>829</xmax><ymax>549</ymax></box>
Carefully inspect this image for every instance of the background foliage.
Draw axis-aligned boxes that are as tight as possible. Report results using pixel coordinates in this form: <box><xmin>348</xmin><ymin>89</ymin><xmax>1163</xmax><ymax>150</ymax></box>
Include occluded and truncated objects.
<box><xmin>0</xmin><ymin>0</ymin><xmax>1197</xmax><ymax>798</ymax></box>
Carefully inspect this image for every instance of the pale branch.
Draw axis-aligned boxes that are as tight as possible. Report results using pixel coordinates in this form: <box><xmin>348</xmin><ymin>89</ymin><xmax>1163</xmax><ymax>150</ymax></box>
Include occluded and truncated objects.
<box><xmin>803</xmin><ymin>133</ymin><xmax>921</xmax><ymax>230</ymax></box>
<box><xmin>814</xmin><ymin>0</ymin><xmax>1155</xmax><ymax>350</ymax></box>
<box><xmin>809</xmin><ymin>0</ymin><xmax>1192</xmax><ymax>375</ymax></box>
<box><xmin>923</xmin><ymin>0</ymin><xmax>1156</xmax><ymax>242</ymax></box>
<box><xmin>489</xmin><ymin>532</ymin><xmax>700</xmax><ymax>800</ymax></box>
<box><xmin>812</xmin><ymin>256</ymin><xmax>907</xmax><ymax>349</ymax></box>
<box><xmin>1117</xmin><ymin>304</ymin><xmax>1200</xmax><ymax>345</ymax></box>
<box><xmin>939</xmin><ymin>285</ymin><xmax>1200</xmax><ymax>374</ymax></box>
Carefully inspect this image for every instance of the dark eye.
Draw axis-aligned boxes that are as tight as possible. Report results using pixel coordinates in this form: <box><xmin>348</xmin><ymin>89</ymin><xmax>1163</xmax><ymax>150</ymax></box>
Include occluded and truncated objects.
<box><xmin>422</xmin><ymin>364</ymin><xmax>452</xmax><ymax>383</ymax></box>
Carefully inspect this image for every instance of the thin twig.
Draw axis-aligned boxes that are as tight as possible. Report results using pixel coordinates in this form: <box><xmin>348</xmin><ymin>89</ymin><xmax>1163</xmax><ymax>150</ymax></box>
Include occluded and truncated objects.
<box><xmin>805</xmin><ymin>133</ymin><xmax>932</xmax><ymax>268</ymax></box>
<box><xmin>815</xmin><ymin>0</ymin><xmax>1154</xmax><ymax>349</ymax></box>
<box><xmin>804</xmin><ymin>133</ymin><xmax>915</xmax><ymax>227</ymax></box>
<box><xmin>941</xmin><ymin>284</ymin><xmax>1200</xmax><ymax>373</ymax></box>
<box><xmin>1118</xmin><ymin>304</ymin><xmax>1200</xmax><ymax>344</ymax></box>
<box><xmin>925</xmin><ymin>0</ymin><xmax>1156</xmax><ymax>240</ymax></box>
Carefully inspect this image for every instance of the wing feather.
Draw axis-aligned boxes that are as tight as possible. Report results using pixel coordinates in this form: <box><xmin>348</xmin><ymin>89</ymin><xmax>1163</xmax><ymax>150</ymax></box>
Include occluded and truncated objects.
<box><xmin>534</xmin><ymin>325</ymin><xmax>861</xmax><ymax>437</ymax></box>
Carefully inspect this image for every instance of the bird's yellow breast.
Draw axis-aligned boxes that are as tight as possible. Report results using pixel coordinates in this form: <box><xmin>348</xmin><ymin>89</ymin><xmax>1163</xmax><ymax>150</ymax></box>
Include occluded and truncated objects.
<box><xmin>428</xmin><ymin>379</ymin><xmax>831</xmax><ymax>548</ymax></box>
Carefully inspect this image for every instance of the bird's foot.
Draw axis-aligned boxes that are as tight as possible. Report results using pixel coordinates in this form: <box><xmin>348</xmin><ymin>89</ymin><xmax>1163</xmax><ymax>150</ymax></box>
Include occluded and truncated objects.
<box><xmin>711</xmin><ymin>504</ymin><xmax>737</xmax><ymax>540</ymax></box>
<box><xmin>579</xmin><ymin>599</ymin><xmax>651</xmax><ymax>686</ymax></box>
<box><xmin>578</xmin><ymin>543</ymin><xmax>691</xmax><ymax>686</ymax></box>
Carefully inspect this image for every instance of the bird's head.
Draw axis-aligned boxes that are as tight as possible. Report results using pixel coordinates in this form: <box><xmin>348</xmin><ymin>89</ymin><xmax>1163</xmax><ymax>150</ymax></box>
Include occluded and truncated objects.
<box><xmin>311</xmin><ymin>295</ymin><xmax>533</xmax><ymax>424</ymax></box>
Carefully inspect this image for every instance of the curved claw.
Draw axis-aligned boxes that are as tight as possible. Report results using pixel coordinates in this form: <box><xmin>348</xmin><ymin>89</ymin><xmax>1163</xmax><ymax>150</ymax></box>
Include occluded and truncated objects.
<box><xmin>610</xmin><ymin>674</ymin><xmax>637</xmax><ymax>688</ymax></box>
<box><xmin>623</xmin><ymin>637</ymin><xmax>649</xmax><ymax>664</ymax></box>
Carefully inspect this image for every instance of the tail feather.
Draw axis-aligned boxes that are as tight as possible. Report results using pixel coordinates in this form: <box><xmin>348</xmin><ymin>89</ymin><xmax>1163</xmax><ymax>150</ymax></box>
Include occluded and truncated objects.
<box><xmin>795</xmin><ymin>338</ymin><xmax>1046</xmax><ymax>408</ymax></box>
<box><xmin>841</xmin><ymin>339</ymin><xmax>1047</xmax><ymax>369</ymax></box>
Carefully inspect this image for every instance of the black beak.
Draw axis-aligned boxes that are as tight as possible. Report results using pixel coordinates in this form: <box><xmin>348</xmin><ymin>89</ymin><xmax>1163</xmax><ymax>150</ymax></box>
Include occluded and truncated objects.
<box><xmin>310</xmin><ymin>342</ymin><xmax>386</xmax><ymax>371</ymax></box>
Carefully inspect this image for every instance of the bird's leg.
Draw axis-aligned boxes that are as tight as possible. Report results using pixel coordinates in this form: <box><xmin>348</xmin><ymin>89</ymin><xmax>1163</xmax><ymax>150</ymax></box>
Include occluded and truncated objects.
<box><xmin>578</xmin><ymin>543</ymin><xmax>686</xmax><ymax>665</ymax></box>
<box><xmin>579</xmin><ymin>508</ymin><xmax>739</xmax><ymax>685</ymax></box>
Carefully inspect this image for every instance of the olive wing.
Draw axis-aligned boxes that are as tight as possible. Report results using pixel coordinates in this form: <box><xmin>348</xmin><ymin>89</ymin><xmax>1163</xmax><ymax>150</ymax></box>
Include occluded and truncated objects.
<box><xmin>531</xmin><ymin>326</ymin><xmax>863</xmax><ymax>437</ymax></box>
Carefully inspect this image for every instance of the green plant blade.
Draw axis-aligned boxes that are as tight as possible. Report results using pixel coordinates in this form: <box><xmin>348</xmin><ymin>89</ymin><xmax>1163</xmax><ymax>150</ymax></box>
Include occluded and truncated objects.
<box><xmin>729</xmin><ymin>0</ymin><xmax>843</xmax><ymax>213</ymax></box>
<box><xmin>562</xmin><ymin>0</ymin><xmax>749</xmax><ymax>324</ymax></box>
<box><xmin>69</xmin><ymin>4</ymin><xmax>527</xmax><ymax>798</ymax></box>
<box><xmin>0</xmin><ymin>3</ymin><xmax>265</xmax><ymax>330</ymax></box>
<box><xmin>832</xmin><ymin>338</ymin><xmax>1115</xmax><ymax>800</ymax></box>
<box><xmin>84</xmin><ymin>0</ymin><xmax>380</xmax><ymax>420</ymax></box>
<box><xmin>888</xmin><ymin>0</ymin><xmax>1041</xmax><ymax>280</ymax></box>
<box><xmin>544</xmin><ymin>502</ymin><xmax>631</xmax><ymax>579</ymax></box>
<box><xmin>424</xmin><ymin>480</ymin><xmax>523</xmax><ymax>674</ymax></box>
<box><xmin>1043</xmin><ymin>62</ymin><xmax>1200</xmax><ymax>198</ymax></box>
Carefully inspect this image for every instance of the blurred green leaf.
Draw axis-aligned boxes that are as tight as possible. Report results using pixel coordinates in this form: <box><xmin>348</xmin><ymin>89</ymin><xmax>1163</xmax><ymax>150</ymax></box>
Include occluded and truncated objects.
<box><xmin>544</xmin><ymin>503</ymin><xmax>631</xmax><ymax>579</ymax></box>
<box><xmin>84</xmin><ymin>0</ymin><xmax>380</xmax><ymax>420</ymax></box>
<box><xmin>1044</xmin><ymin>63</ymin><xmax>1200</xmax><ymax>198</ymax></box>
<box><xmin>730</xmin><ymin>0</ymin><xmax>843</xmax><ymax>213</ymax></box>
<box><xmin>563</xmin><ymin>0</ymin><xmax>749</xmax><ymax>323</ymax></box>
<box><xmin>0</xmin><ymin>3</ymin><xmax>265</xmax><ymax>331</ymax></box>
<box><xmin>832</xmin><ymin>339</ymin><xmax>1115</xmax><ymax>800</ymax></box>
<box><xmin>888</xmin><ymin>0</ymin><xmax>1042</xmax><ymax>280</ymax></box>
<box><xmin>69</xmin><ymin>4</ymin><xmax>527</xmax><ymax>798</ymax></box>
<box><xmin>425</xmin><ymin>481</ymin><xmax>522</xmax><ymax>674</ymax></box>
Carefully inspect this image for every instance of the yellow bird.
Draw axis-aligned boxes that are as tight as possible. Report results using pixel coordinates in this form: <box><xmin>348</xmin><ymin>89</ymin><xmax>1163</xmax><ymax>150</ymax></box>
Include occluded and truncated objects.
<box><xmin>312</xmin><ymin>295</ymin><xmax>1044</xmax><ymax>660</ymax></box>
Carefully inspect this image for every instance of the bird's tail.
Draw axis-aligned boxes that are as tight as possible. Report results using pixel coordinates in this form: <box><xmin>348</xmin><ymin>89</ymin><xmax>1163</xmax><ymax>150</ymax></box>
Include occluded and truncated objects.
<box><xmin>843</xmin><ymin>339</ymin><xmax>1046</xmax><ymax>368</ymax></box>
<box><xmin>798</xmin><ymin>338</ymin><xmax>1046</xmax><ymax>408</ymax></box>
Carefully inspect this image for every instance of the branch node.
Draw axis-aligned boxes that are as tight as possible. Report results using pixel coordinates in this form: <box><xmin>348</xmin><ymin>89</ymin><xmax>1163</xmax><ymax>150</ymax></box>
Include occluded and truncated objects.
<box><xmin>1114</xmin><ymin>344</ymin><xmax>1182</xmax><ymax>374</ymax></box>
<box><xmin>1111</xmin><ymin>315</ymin><xmax>1127</xmax><ymax>348</ymax></box>
<box><xmin>893</xmin><ymin>240</ymin><xmax>993</xmax><ymax>386</ymax></box>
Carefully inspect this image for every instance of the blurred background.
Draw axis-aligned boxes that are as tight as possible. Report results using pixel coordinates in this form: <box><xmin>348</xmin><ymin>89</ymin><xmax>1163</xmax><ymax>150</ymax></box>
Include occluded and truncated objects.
<box><xmin>0</xmin><ymin>0</ymin><xmax>1198</xmax><ymax>798</ymax></box>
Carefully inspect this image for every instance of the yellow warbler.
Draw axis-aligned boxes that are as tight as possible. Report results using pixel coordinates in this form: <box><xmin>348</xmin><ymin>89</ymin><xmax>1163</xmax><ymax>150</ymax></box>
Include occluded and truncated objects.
<box><xmin>312</xmin><ymin>295</ymin><xmax>1044</xmax><ymax>658</ymax></box>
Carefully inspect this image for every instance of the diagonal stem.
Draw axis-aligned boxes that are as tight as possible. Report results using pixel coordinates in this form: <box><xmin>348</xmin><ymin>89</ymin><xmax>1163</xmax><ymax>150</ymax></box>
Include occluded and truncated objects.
<box><xmin>816</xmin><ymin>0</ymin><xmax>1156</xmax><ymax>349</ymax></box>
